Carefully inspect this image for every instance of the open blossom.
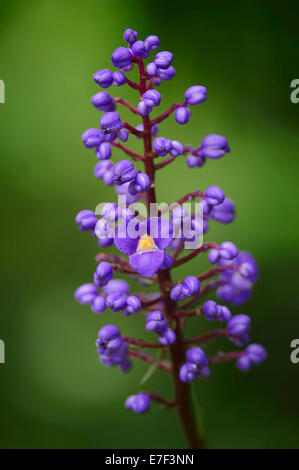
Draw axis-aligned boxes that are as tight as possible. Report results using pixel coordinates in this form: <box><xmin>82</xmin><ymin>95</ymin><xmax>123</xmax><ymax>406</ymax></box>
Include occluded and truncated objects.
<box><xmin>75</xmin><ymin>27</ymin><xmax>266</xmax><ymax>441</ymax></box>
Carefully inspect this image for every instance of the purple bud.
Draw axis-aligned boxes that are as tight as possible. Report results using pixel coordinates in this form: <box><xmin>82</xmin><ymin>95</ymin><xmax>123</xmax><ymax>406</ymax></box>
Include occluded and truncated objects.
<box><xmin>123</xmin><ymin>295</ymin><xmax>141</xmax><ymax>315</ymax></box>
<box><xmin>227</xmin><ymin>314</ymin><xmax>251</xmax><ymax>336</ymax></box>
<box><xmin>153</xmin><ymin>137</ymin><xmax>172</xmax><ymax>156</ymax></box>
<box><xmin>144</xmin><ymin>35</ymin><xmax>160</xmax><ymax>50</ymax></box>
<box><xmin>186</xmin><ymin>347</ymin><xmax>208</xmax><ymax>367</ymax></box>
<box><xmin>101</xmin><ymin>202</ymin><xmax>118</xmax><ymax>222</ymax></box>
<box><xmin>211</xmin><ymin>198</ymin><xmax>235</xmax><ymax>224</ymax></box>
<box><xmin>198</xmin><ymin>366</ymin><xmax>211</xmax><ymax>378</ymax></box>
<box><xmin>216</xmin><ymin>305</ymin><xmax>232</xmax><ymax>321</ymax></box>
<box><xmin>236</xmin><ymin>355</ymin><xmax>251</xmax><ymax>371</ymax></box>
<box><xmin>186</xmin><ymin>154</ymin><xmax>206</xmax><ymax>168</ymax></box>
<box><xmin>75</xmin><ymin>210</ymin><xmax>97</xmax><ymax>231</ymax></box>
<box><xmin>100</xmin><ymin>111</ymin><xmax>122</xmax><ymax>135</ymax></box>
<box><xmin>160</xmin><ymin>252</ymin><xmax>173</xmax><ymax>269</ymax></box>
<box><xmin>91</xmin><ymin>296</ymin><xmax>106</xmax><ymax>314</ymax></box>
<box><xmin>157</xmin><ymin>66</ymin><xmax>176</xmax><ymax>81</ymax></box>
<box><xmin>219</xmin><ymin>241</ymin><xmax>238</xmax><ymax>260</ymax></box>
<box><xmin>112</xmin><ymin>71</ymin><xmax>126</xmax><ymax>86</ymax></box>
<box><xmin>239</xmin><ymin>262</ymin><xmax>256</xmax><ymax>279</ymax></box>
<box><xmin>154</xmin><ymin>51</ymin><xmax>173</xmax><ymax>70</ymax></box>
<box><xmin>175</xmin><ymin>107</ymin><xmax>191</xmax><ymax>125</ymax></box>
<box><xmin>170</xmin><ymin>284</ymin><xmax>186</xmax><ymax>301</ymax></box>
<box><xmin>205</xmin><ymin>185</ymin><xmax>225</xmax><ymax>206</ymax></box>
<box><xmin>182</xmin><ymin>276</ymin><xmax>200</xmax><ymax>297</ymax></box>
<box><xmin>106</xmin><ymin>293</ymin><xmax>127</xmax><ymax>312</ymax></box>
<box><xmin>82</xmin><ymin>128</ymin><xmax>103</xmax><ymax>148</ymax></box>
<box><xmin>169</xmin><ymin>140</ymin><xmax>184</xmax><ymax>157</ymax></box>
<box><xmin>75</xmin><ymin>283</ymin><xmax>98</xmax><ymax>304</ymax></box>
<box><xmin>103</xmin><ymin>279</ymin><xmax>130</xmax><ymax>295</ymax></box>
<box><xmin>113</xmin><ymin>160</ymin><xmax>137</xmax><ymax>185</ymax></box>
<box><xmin>125</xmin><ymin>392</ymin><xmax>150</xmax><ymax>413</ymax></box>
<box><xmin>94</xmin><ymin>262</ymin><xmax>113</xmax><ymax>287</ymax></box>
<box><xmin>95</xmin><ymin>142</ymin><xmax>111</xmax><ymax>160</ymax></box>
<box><xmin>184</xmin><ymin>85</ymin><xmax>207</xmax><ymax>105</ymax></box>
<box><xmin>245</xmin><ymin>344</ymin><xmax>267</xmax><ymax>364</ymax></box>
<box><xmin>129</xmin><ymin>171</ymin><xmax>151</xmax><ymax>194</ymax></box>
<box><xmin>199</xmin><ymin>134</ymin><xmax>230</xmax><ymax>159</ymax></box>
<box><xmin>131</xmin><ymin>40</ymin><xmax>148</xmax><ymax>59</ymax></box>
<box><xmin>158</xmin><ymin>327</ymin><xmax>176</xmax><ymax>345</ymax></box>
<box><xmin>115</xmin><ymin>181</ymin><xmax>138</xmax><ymax>204</ymax></box>
<box><xmin>93</xmin><ymin>69</ymin><xmax>113</xmax><ymax>88</ymax></box>
<box><xmin>111</xmin><ymin>47</ymin><xmax>132</xmax><ymax>69</ymax></box>
<box><xmin>117</xmin><ymin>127</ymin><xmax>129</xmax><ymax>142</ymax></box>
<box><xmin>179</xmin><ymin>363</ymin><xmax>196</xmax><ymax>382</ymax></box>
<box><xmin>97</xmin><ymin>325</ymin><xmax>123</xmax><ymax>352</ymax></box>
<box><xmin>202</xmin><ymin>300</ymin><xmax>218</xmax><ymax>321</ymax></box>
<box><xmin>91</xmin><ymin>91</ymin><xmax>113</xmax><ymax>111</ymax></box>
<box><xmin>146</xmin><ymin>311</ymin><xmax>167</xmax><ymax>332</ymax></box>
<box><xmin>123</xmin><ymin>28</ymin><xmax>138</xmax><ymax>45</ymax></box>
<box><xmin>208</xmin><ymin>248</ymin><xmax>220</xmax><ymax>264</ymax></box>
<box><xmin>94</xmin><ymin>160</ymin><xmax>113</xmax><ymax>179</ymax></box>
<box><xmin>146</xmin><ymin>61</ymin><xmax>158</xmax><ymax>76</ymax></box>
<box><xmin>143</xmin><ymin>89</ymin><xmax>161</xmax><ymax>107</ymax></box>
<box><xmin>138</xmin><ymin>100</ymin><xmax>152</xmax><ymax>116</ymax></box>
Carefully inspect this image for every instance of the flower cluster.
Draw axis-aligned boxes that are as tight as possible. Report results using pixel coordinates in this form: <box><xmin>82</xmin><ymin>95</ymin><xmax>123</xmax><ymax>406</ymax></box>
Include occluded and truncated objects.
<box><xmin>74</xmin><ymin>28</ymin><xmax>267</xmax><ymax>445</ymax></box>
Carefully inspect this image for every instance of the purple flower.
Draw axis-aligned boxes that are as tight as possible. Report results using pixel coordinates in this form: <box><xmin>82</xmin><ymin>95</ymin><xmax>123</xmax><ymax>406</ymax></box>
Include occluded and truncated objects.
<box><xmin>75</xmin><ymin>283</ymin><xmax>98</xmax><ymax>304</ymax></box>
<box><xmin>227</xmin><ymin>314</ymin><xmax>251</xmax><ymax>336</ymax></box>
<box><xmin>158</xmin><ymin>328</ymin><xmax>176</xmax><ymax>345</ymax></box>
<box><xmin>216</xmin><ymin>305</ymin><xmax>232</xmax><ymax>321</ymax></box>
<box><xmin>208</xmin><ymin>248</ymin><xmax>220</xmax><ymax>264</ymax></box>
<box><xmin>91</xmin><ymin>296</ymin><xmax>106</xmax><ymax>314</ymax></box>
<box><xmin>202</xmin><ymin>300</ymin><xmax>218</xmax><ymax>321</ymax></box>
<box><xmin>154</xmin><ymin>51</ymin><xmax>173</xmax><ymax>69</ymax></box>
<box><xmin>143</xmin><ymin>89</ymin><xmax>161</xmax><ymax>107</ymax></box>
<box><xmin>100</xmin><ymin>112</ymin><xmax>122</xmax><ymax>139</ymax></box>
<box><xmin>75</xmin><ymin>210</ymin><xmax>97</xmax><ymax>231</ymax></box>
<box><xmin>112</xmin><ymin>160</ymin><xmax>137</xmax><ymax>185</ymax></box>
<box><xmin>236</xmin><ymin>344</ymin><xmax>267</xmax><ymax>371</ymax></box>
<box><xmin>114</xmin><ymin>217</ymin><xmax>173</xmax><ymax>277</ymax></box>
<box><xmin>131</xmin><ymin>40</ymin><xmax>148</xmax><ymax>59</ymax></box>
<box><xmin>210</xmin><ymin>198</ymin><xmax>235</xmax><ymax>224</ymax></box>
<box><xmin>93</xmin><ymin>69</ymin><xmax>113</xmax><ymax>88</ymax></box>
<box><xmin>218</xmin><ymin>241</ymin><xmax>238</xmax><ymax>260</ymax></box>
<box><xmin>205</xmin><ymin>185</ymin><xmax>225</xmax><ymax>206</ymax></box>
<box><xmin>179</xmin><ymin>363</ymin><xmax>197</xmax><ymax>382</ymax></box>
<box><xmin>103</xmin><ymin>279</ymin><xmax>130</xmax><ymax>295</ymax></box>
<box><xmin>94</xmin><ymin>160</ymin><xmax>113</xmax><ymax>180</ymax></box>
<box><xmin>144</xmin><ymin>35</ymin><xmax>160</xmax><ymax>50</ymax></box>
<box><xmin>153</xmin><ymin>137</ymin><xmax>172</xmax><ymax>156</ymax></box>
<box><xmin>111</xmin><ymin>47</ymin><xmax>132</xmax><ymax>69</ymax></box>
<box><xmin>146</xmin><ymin>62</ymin><xmax>158</xmax><ymax>76</ymax></box>
<box><xmin>175</xmin><ymin>107</ymin><xmax>191</xmax><ymax>125</ymax></box>
<box><xmin>138</xmin><ymin>100</ymin><xmax>152</xmax><ymax>116</ymax></box>
<box><xmin>101</xmin><ymin>202</ymin><xmax>118</xmax><ymax>222</ymax></box>
<box><xmin>95</xmin><ymin>142</ymin><xmax>111</xmax><ymax>160</ymax></box>
<box><xmin>91</xmin><ymin>91</ymin><xmax>114</xmax><ymax>111</ymax></box>
<box><xmin>106</xmin><ymin>293</ymin><xmax>127</xmax><ymax>312</ymax></box>
<box><xmin>186</xmin><ymin>347</ymin><xmax>208</xmax><ymax>368</ymax></box>
<box><xmin>93</xmin><ymin>262</ymin><xmax>113</xmax><ymax>287</ymax></box>
<box><xmin>112</xmin><ymin>71</ymin><xmax>126</xmax><ymax>86</ymax></box>
<box><xmin>122</xmin><ymin>295</ymin><xmax>141</xmax><ymax>316</ymax></box>
<box><xmin>117</xmin><ymin>127</ymin><xmax>129</xmax><ymax>142</ymax></box>
<box><xmin>170</xmin><ymin>276</ymin><xmax>200</xmax><ymax>301</ymax></box>
<box><xmin>81</xmin><ymin>128</ymin><xmax>103</xmax><ymax>148</ymax></box>
<box><xmin>146</xmin><ymin>311</ymin><xmax>167</xmax><ymax>332</ymax></box>
<box><xmin>96</xmin><ymin>325</ymin><xmax>123</xmax><ymax>353</ymax></box>
<box><xmin>157</xmin><ymin>66</ymin><xmax>176</xmax><ymax>81</ymax></box>
<box><xmin>169</xmin><ymin>140</ymin><xmax>184</xmax><ymax>157</ymax></box>
<box><xmin>125</xmin><ymin>392</ymin><xmax>150</xmax><ymax>413</ymax></box>
<box><xmin>198</xmin><ymin>134</ymin><xmax>230</xmax><ymax>159</ymax></box>
<box><xmin>184</xmin><ymin>85</ymin><xmax>207</xmax><ymax>105</ymax></box>
<box><xmin>180</xmin><ymin>347</ymin><xmax>209</xmax><ymax>382</ymax></box>
<box><xmin>123</xmin><ymin>28</ymin><xmax>138</xmax><ymax>45</ymax></box>
<box><xmin>129</xmin><ymin>172</ymin><xmax>151</xmax><ymax>194</ymax></box>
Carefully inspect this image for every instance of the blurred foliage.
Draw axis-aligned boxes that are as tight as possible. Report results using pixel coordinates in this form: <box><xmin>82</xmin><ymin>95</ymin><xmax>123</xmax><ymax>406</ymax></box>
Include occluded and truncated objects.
<box><xmin>0</xmin><ymin>0</ymin><xmax>298</xmax><ymax>448</ymax></box>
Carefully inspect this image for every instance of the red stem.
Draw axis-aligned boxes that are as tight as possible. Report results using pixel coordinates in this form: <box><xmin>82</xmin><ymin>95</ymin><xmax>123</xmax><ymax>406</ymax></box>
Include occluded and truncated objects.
<box><xmin>114</xmin><ymin>97</ymin><xmax>140</xmax><ymax>115</ymax></box>
<box><xmin>146</xmin><ymin>390</ymin><xmax>176</xmax><ymax>407</ymax></box>
<box><xmin>184</xmin><ymin>329</ymin><xmax>229</xmax><ymax>346</ymax></box>
<box><xmin>173</xmin><ymin>242</ymin><xmax>218</xmax><ymax>268</ymax></box>
<box><xmin>111</xmin><ymin>141</ymin><xmax>144</xmax><ymax>161</ymax></box>
<box><xmin>208</xmin><ymin>351</ymin><xmax>244</xmax><ymax>365</ymax></box>
<box><xmin>127</xmin><ymin>350</ymin><xmax>172</xmax><ymax>373</ymax></box>
<box><xmin>151</xmin><ymin>103</ymin><xmax>186</xmax><ymax>125</ymax></box>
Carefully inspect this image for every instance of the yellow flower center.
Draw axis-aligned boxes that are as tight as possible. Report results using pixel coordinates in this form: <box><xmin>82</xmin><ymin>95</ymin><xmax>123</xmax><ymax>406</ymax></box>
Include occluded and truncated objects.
<box><xmin>138</xmin><ymin>235</ymin><xmax>156</xmax><ymax>251</ymax></box>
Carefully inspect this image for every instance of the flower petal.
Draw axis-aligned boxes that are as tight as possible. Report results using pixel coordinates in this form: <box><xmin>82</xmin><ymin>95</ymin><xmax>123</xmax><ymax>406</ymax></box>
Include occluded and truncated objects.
<box><xmin>145</xmin><ymin>217</ymin><xmax>173</xmax><ymax>250</ymax></box>
<box><xmin>129</xmin><ymin>250</ymin><xmax>164</xmax><ymax>277</ymax></box>
<box><xmin>114</xmin><ymin>222</ymin><xmax>139</xmax><ymax>255</ymax></box>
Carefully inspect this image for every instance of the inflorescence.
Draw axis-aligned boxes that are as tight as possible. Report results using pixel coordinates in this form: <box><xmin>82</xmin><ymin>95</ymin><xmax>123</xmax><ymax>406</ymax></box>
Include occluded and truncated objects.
<box><xmin>75</xmin><ymin>28</ymin><xmax>266</xmax><ymax>443</ymax></box>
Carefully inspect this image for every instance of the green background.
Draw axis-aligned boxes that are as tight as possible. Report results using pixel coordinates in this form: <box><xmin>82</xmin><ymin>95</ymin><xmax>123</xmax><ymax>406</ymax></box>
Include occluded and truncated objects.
<box><xmin>1</xmin><ymin>0</ymin><xmax>298</xmax><ymax>448</ymax></box>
